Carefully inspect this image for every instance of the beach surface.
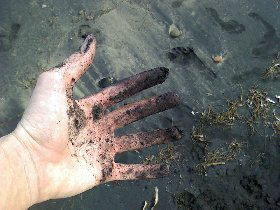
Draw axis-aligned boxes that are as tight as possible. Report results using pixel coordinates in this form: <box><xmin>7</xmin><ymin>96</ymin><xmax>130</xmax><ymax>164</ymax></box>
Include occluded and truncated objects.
<box><xmin>0</xmin><ymin>0</ymin><xmax>280</xmax><ymax>209</ymax></box>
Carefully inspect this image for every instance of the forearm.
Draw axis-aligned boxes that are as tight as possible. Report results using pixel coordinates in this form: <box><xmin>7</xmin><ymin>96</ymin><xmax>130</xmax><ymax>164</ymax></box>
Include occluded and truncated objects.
<box><xmin>0</xmin><ymin>133</ymin><xmax>39</xmax><ymax>210</ymax></box>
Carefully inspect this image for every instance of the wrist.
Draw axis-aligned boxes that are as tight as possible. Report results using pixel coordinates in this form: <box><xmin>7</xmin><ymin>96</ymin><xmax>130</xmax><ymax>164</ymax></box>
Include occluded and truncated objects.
<box><xmin>0</xmin><ymin>132</ymin><xmax>39</xmax><ymax>209</ymax></box>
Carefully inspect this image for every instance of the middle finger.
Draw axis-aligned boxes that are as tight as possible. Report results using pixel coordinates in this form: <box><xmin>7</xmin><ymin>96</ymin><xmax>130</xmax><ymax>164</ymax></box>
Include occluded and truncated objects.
<box><xmin>79</xmin><ymin>67</ymin><xmax>169</xmax><ymax>110</ymax></box>
<box><xmin>104</xmin><ymin>92</ymin><xmax>179</xmax><ymax>130</ymax></box>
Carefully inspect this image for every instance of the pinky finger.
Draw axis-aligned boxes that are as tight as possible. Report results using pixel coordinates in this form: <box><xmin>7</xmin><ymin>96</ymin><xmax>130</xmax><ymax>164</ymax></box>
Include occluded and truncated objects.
<box><xmin>107</xmin><ymin>163</ymin><xmax>170</xmax><ymax>181</ymax></box>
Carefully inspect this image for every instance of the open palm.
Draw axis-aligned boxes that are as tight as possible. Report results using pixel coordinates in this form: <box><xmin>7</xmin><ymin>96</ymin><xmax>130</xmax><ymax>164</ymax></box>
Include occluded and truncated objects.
<box><xmin>14</xmin><ymin>35</ymin><xmax>182</xmax><ymax>201</ymax></box>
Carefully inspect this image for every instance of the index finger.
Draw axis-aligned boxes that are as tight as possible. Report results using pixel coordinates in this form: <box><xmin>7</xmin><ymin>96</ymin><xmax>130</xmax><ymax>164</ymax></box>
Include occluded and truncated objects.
<box><xmin>79</xmin><ymin>67</ymin><xmax>169</xmax><ymax>110</ymax></box>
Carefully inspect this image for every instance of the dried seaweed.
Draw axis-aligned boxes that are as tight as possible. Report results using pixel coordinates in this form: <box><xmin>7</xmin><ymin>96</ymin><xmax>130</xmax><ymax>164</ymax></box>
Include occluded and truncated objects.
<box><xmin>196</xmin><ymin>141</ymin><xmax>245</xmax><ymax>175</ymax></box>
<box><xmin>192</xmin><ymin>88</ymin><xmax>280</xmax><ymax>175</ymax></box>
<box><xmin>201</xmin><ymin>100</ymin><xmax>241</xmax><ymax>126</ymax></box>
<box><xmin>262</xmin><ymin>52</ymin><xmax>280</xmax><ymax>79</ymax></box>
<box><xmin>142</xmin><ymin>145</ymin><xmax>181</xmax><ymax>165</ymax></box>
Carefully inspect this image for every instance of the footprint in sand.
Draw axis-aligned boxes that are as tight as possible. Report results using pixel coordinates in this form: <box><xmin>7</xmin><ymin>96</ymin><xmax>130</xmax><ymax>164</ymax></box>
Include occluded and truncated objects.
<box><xmin>206</xmin><ymin>7</ymin><xmax>245</xmax><ymax>34</ymax></box>
<box><xmin>0</xmin><ymin>23</ymin><xmax>21</xmax><ymax>52</ymax></box>
<box><xmin>166</xmin><ymin>47</ymin><xmax>217</xmax><ymax>79</ymax></box>
<box><xmin>249</xmin><ymin>12</ymin><xmax>280</xmax><ymax>58</ymax></box>
<box><xmin>171</xmin><ymin>0</ymin><xmax>185</xmax><ymax>8</ymax></box>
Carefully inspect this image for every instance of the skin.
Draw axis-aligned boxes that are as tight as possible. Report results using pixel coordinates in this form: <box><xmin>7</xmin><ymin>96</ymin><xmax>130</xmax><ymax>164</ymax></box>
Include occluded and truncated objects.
<box><xmin>0</xmin><ymin>34</ymin><xmax>182</xmax><ymax>209</ymax></box>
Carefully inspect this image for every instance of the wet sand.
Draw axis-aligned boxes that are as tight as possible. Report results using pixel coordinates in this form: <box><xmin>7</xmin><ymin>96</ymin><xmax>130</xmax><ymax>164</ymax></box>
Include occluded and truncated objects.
<box><xmin>0</xmin><ymin>0</ymin><xmax>280</xmax><ymax>209</ymax></box>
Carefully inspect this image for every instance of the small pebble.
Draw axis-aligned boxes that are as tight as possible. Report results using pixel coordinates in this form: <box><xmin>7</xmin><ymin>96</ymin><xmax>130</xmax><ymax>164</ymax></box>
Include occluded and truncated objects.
<box><xmin>169</xmin><ymin>24</ymin><xmax>182</xmax><ymax>38</ymax></box>
<box><xmin>212</xmin><ymin>55</ymin><xmax>224</xmax><ymax>63</ymax></box>
<box><xmin>79</xmin><ymin>10</ymin><xmax>86</xmax><ymax>17</ymax></box>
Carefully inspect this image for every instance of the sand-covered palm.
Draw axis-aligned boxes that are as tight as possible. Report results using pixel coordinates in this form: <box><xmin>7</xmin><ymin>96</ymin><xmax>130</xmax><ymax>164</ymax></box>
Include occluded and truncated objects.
<box><xmin>13</xmin><ymin>35</ymin><xmax>182</xmax><ymax>202</ymax></box>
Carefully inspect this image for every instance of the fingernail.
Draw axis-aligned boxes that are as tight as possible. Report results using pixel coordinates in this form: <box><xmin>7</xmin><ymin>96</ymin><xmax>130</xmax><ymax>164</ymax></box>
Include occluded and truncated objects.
<box><xmin>159</xmin><ymin>165</ymin><xmax>171</xmax><ymax>176</ymax></box>
<box><xmin>169</xmin><ymin>126</ymin><xmax>184</xmax><ymax>141</ymax></box>
<box><xmin>158</xmin><ymin>67</ymin><xmax>169</xmax><ymax>76</ymax></box>
<box><xmin>155</xmin><ymin>67</ymin><xmax>169</xmax><ymax>82</ymax></box>
<box><xmin>80</xmin><ymin>34</ymin><xmax>95</xmax><ymax>53</ymax></box>
<box><xmin>157</xmin><ymin>92</ymin><xmax>180</xmax><ymax>106</ymax></box>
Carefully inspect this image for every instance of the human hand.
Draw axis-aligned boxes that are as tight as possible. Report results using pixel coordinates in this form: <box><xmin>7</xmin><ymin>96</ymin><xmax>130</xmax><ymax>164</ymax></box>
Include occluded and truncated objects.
<box><xmin>13</xmin><ymin>35</ymin><xmax>182</xmax><ymax>203</ymax></box>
